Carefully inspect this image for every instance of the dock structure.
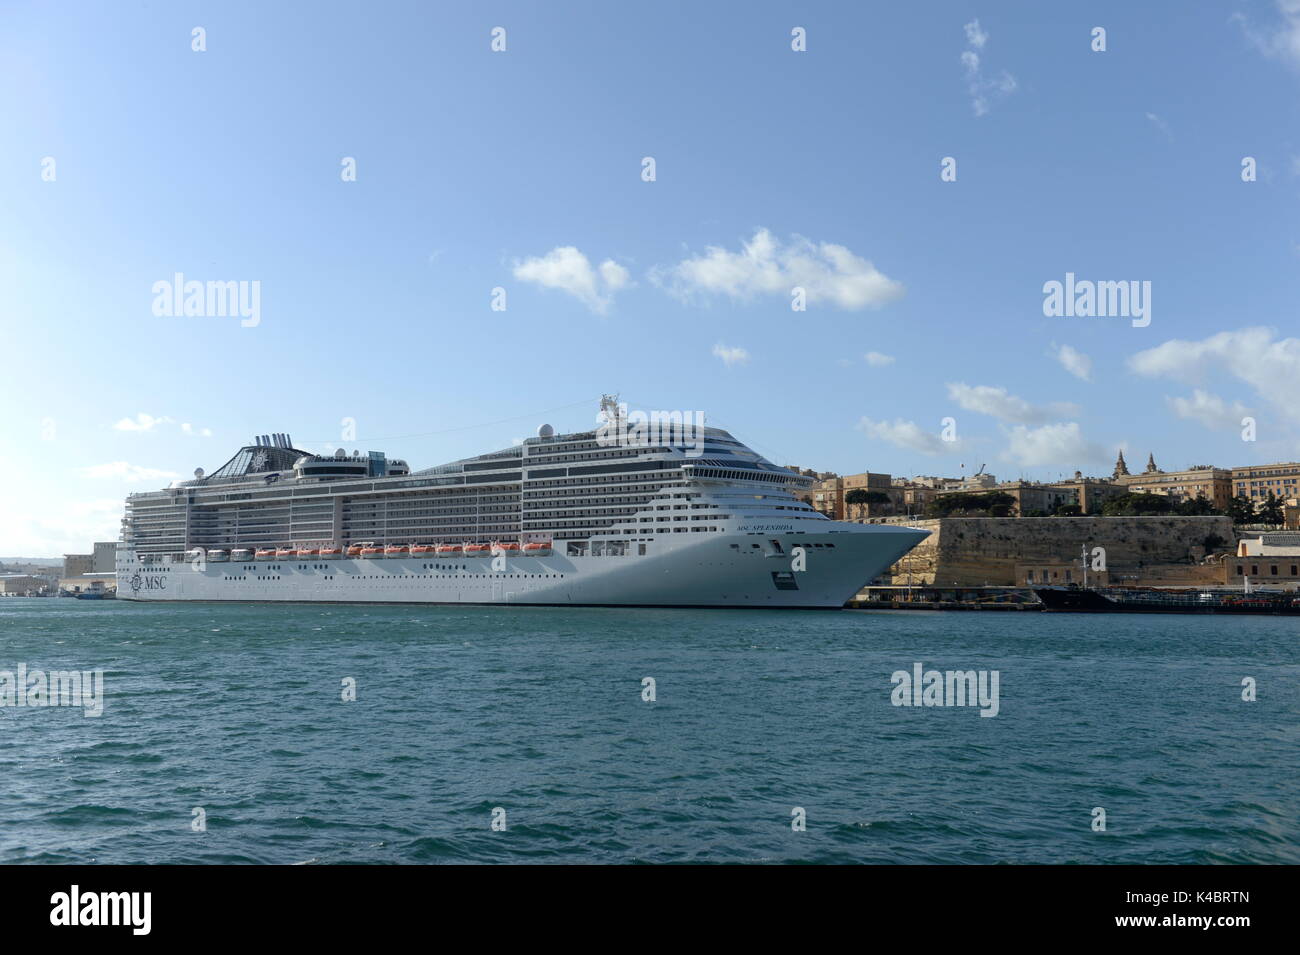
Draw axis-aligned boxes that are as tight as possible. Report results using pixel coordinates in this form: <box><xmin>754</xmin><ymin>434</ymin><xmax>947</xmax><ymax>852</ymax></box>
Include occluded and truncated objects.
<box><xmin>851</xmin><ymin>585</ymin><xmax>1042</xmax><ymax>611</ymax></box>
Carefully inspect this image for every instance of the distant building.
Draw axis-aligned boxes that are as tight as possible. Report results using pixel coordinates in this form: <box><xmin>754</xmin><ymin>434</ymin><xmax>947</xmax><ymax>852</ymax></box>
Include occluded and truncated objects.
<box><xmin>92</xmin><ymin>541</ymin><xmax>117</xmax><ymax>573</ymax></box>
<box><xmin>810</xmin><ymin>472</ymin><xmax>893</xmax><ymax>520</ymax></box>
<box><xmin>0</xmin><ymin>574</ymin><xmax>49</xmax><ymax>595</ymax></box>
<box><xmin>1231</xmin><ymin>462</ymin><xmax>1300</xmax><ymax>502</ymax></box>
<box><xmin>996</xmin><ymin>481</ymin><xmax>1078</xmax><ymax>516</ymax></box>
<box><xmin>942</xmin><ymin>481</ymin><xmax>1078</xmax><ymax>516</ymax></box>
<box><xmin>1229</xmin><ymin>533</ymin><xmax>1300</xmax><ymax>591</ymax></box>
<box><xmin>892</xmin><ymin>479</ymin><xmax>939</xmax><ymax>516</ymax></box>
<box><xmin>63</xmin><ymin>553</ymin><xmax>93</xmax><ymax>577</ymax></box>
<box><xmin>1116</xmin><ymin>456</ymin><xmax>1231</xmax><ymax>508</ymax></box>
<box><xmin>1112</xmin><ymin>450</ymin><xmax>1131</xmax><ymax>478</ymax></box>
<box><xmin>59</xmin><ymin>572</ymin><xmax>116</xmax><ymax>594</ymax></box>
<box><xmin>840</xmin><ymin>472</ymin><xmax>895</xmax><ymax>518</ymax></box>
<box><xmin>1049</xmin><ymin>471</ymin><xmax>1128</xmax><ymax>513</ymax></box>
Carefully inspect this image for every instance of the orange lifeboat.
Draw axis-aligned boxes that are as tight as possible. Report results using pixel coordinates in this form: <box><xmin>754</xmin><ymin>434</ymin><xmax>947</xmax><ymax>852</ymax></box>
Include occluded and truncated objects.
<box><xmin>523</xmin><ymin>541</ymin><xmax>553</xmax><ymax>556</ymax></box>
<box><xmin>493</xmin><ymin>542</ymin><xmax>520</xmax><ymax>556</ymax></box>
<box><xmin>436</xmin><ymin>544</ymin><xmax>463</xmax><ymax>558</ymax></box>
<box><xmin>345</xmin><ymin>544</ymin><xmax>364</xmax><ymax>558</ymax></box>
<box><xmin>385</xmin><ymin>544</ymin><xmax>409</xmax><ymax>558</ymax></box>
<box><xmin>320</xmin><ymin>546</ymin><xmax>342</xmax><ymax>559</ymax></box>
<box><xmin>275</xmin><ymin>547</ymin><xmax>296</xmax><ymax>560</ymax></box>
<box><xmin>410</xmin><ymin>544</ymin><xmax>435</xmax><ymax>556</ymax></box>
<box><xmin>297</xmin><ymin>546</ymin><xmax>319</xmax><ymax>558</ymax></box>
<box><xmin>255</xmin><ymin>548</ymin><xmax>276</xmax><ymax>561</ymax></box>
<box><xmin>359</xmin><ymin>544</ymin><xmax>384</xmax><ymax>558</ymax></box>
<box><xmin>464</xmin><ymin>543</ymin><xmax>491</xmax><ymax>558</ymax></box>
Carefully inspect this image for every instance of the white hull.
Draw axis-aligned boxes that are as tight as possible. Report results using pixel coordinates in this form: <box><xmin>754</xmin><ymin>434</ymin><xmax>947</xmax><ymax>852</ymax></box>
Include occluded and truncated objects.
<box><xmin>116</xmin><ymin>526</ymin><xmax>925</xmax><ymax>609</ymax></box>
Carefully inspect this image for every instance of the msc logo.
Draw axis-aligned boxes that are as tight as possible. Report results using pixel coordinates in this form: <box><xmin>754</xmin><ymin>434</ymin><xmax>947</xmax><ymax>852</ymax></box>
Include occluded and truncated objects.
<box><xmin>129</xmin><ymin>574</ymin><xmax>165</xmax><ymax>594</ymax></box>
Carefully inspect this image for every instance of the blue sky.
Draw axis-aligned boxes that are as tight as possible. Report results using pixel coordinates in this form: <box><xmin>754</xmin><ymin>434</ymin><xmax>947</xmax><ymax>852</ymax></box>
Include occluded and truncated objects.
<box><xmin>4</xmin><ymin>1</ymin><xmax>1300</xmax><ymax>555</ymax></box>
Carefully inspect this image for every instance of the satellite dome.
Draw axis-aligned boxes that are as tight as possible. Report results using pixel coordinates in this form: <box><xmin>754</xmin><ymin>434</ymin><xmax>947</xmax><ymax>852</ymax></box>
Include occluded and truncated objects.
<box><xmin>537</xmin><ymin>423</ymin><xmax>555</xmax><ymax>438</ymax></box>
<box><xmin>194</xmin><ymin>467</ymin><xmax>204</xmax><ymax>479</ymax></box>
<box><xmin>334</xmin><ymin>448</ymin><xmax>346</xmax><ymax>457</ymax></box>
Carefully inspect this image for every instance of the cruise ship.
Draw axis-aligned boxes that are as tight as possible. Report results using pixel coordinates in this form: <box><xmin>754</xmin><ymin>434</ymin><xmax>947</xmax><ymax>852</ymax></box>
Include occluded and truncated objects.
<box><xmin>115</xmin><ymin>398</ymin><xmax>928</xmax><ymax>608</ymax></box>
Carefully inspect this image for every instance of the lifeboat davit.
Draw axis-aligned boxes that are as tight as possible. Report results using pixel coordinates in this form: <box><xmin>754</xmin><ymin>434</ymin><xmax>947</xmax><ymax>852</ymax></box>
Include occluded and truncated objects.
<box><xmin>231</xmin><ymin>548</ymin><xmax>254</xmax><ymax>562</ymax></box>
<box><xmin>319</xmin><ymin>546</ymin><xmax>342</xmax><ymax>559</ymax></box>
<box><xmin>275</xmin><ymin>547</ymin><xmax>296</xmax><ymax>560</ymax></box>
<box><xmin>385</xmin><ymin>544</ymin><xmax>409</xmax><ymax>558</ymax></box>
<box><xmin>410</xmin><ymin>544</ymin><xmax>435</xmax><ymax>556</ymax></box>
<box><xmin>464</xmin><ymin>543</ymin><xmax>491</xmax><ymax>558</ymax></box>
<box><xmin>436</xmin><ymin>544</ymin><xmax>463</xmax><ymax>558</ymax></box>
<box><xmin>359</xmin><ymin>544</ymin><xmax>384</xmax><ymax>558</ymax></box>
<box><xmin>255</xmin><ymin>548</ymin><xmax>276</xmax><ymax>561</ymax></box>
<box><xmin>523</xmin><ymin>541</ymin><xmax>552</xmax><ymax>556</ymax></box>
<box><xmin>297</xmin><ymin>546</ymin><xmax>319</xmax><ymax>558</ymax></box>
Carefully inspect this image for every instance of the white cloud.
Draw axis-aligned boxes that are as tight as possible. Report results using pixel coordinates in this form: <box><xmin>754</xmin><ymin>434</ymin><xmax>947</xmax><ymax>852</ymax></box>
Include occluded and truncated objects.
<box><xmin>512</xmin><ymin>246</ymin><xmax>631</xmax><ymax>314</ymax></box>
<box><xmin>1052</xmin><ymin>344</ymin><xmax>1092</xmax><ymax>381</ymax></box>
<box><xmin>1003</xmin><ymin>423</ymin><xmax>1106</xmax><ymax>468</ymax></box>
<box><xmin>961</xmin><ymin>19</ymin><xmax>1017</xmax><ymax>117</ymax></box>
<box><xmin>946</xmin><ymin>382</ymin><xmax>1080</xmax><ymax>423</ymax></box>
<box><xmin>1129</xmin><ymin>327</ymin><xmax>1300</xmax><ymax>420</ymax></box>
<box><xmin>1236</xmin><ymin>0</ymin><xmax>1300</xmax><ymax>68</ymax></box>
<box><xmin>652</xmin><ymin>228</ymin><xmax>904</xmax><ymax>310</ymax></box>
<box><xmin>864</xmin><ymin>351</ymin><xmax>896</xmax><ymax>367</ymax></box>
<box><xmin>712</xmin><ymin>343</ymin><xmax>750</xmax><ymax>366</ymax></box>
<box><xmin>1167</xmin><ymin>389</ymin><xmax>1252</xmax><ymax>431</ymax></box>
<box><xmin>1145</xmin><ymin>112</ymin><xmax>1173</xmax><ymax>140</ymax></box>
<box><xmin>114</xmin><ymin>414</ymin><xmax>211</xmax><ymax>437</ymax></box>
<box><xmin>857</xmin><ymin>417</ymin><xmax>953</xmax><ymax>456</ymax></box>
<box><xmin>83</xmin><ymin>462</ymin><xmax>179</xmax><ymax>482</ymax></box>
<box><xmin>0</xmin><ymin>498</ymin><xmax>123</xmax><ymax>558</ymax></box>
<box><xmin>113</xmin><ymin>413</ymin><xmax>173</xmax><ymax>432</ymax></box>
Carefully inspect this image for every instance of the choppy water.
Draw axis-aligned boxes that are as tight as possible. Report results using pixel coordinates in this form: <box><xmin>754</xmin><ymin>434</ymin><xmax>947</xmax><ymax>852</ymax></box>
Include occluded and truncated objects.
<box><xmin>0</xmin><ymin>599</ymin><xmax>1295</xmax><ymax>864</ymax></box>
